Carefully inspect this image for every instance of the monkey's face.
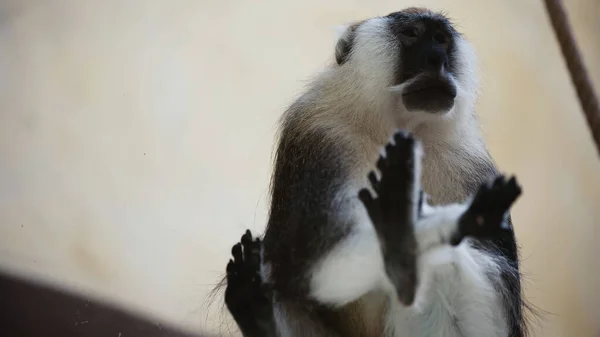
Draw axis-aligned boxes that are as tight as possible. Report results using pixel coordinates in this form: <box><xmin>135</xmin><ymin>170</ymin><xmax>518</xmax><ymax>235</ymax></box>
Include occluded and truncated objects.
<box><xmin>388</xmin><ymin>10</ymin><xmax>459</xmax><ymax>114</ymax></box>
<box><xmin>335</xmin><ymin>8</ymin><xmax>478</xmax><ymax>118</ymax></box>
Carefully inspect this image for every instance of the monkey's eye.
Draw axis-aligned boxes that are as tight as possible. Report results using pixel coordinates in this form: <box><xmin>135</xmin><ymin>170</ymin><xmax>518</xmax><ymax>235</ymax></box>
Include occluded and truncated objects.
<box><xmin>400</xmin><ymin>27</ymin><xmax>419</xmax><ymax>38</ymax></box>
<box><xmin>433</xmin><ymin>32</ymin><xmax>448</xmax><ymax>45</ymax></box>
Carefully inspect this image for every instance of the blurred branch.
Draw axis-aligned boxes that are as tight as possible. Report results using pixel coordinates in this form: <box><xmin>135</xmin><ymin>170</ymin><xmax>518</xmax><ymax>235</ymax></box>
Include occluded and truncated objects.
<box><xmin>543</xmin><ymin>0</ymin><xmax>600</xmax><ymax>157</ymax></box>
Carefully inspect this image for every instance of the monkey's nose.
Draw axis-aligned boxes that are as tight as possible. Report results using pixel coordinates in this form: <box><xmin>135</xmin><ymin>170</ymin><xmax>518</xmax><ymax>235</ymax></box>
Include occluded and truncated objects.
<box><xmin>425</xmin><ymin>48</ymin><xmax>448</xmax><ymax>73</ymax></box>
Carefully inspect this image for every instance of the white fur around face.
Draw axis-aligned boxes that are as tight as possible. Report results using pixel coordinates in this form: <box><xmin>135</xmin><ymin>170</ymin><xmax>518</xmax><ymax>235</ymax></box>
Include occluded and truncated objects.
<box><xmin>338</xmin><ymin>15</ymin><xmax>480</xmax><ymax>127</ymax></box>
<box><xmin>331</xmin><ymin>16</ymin><xmax>487</xmax><ymax>165</ymax></box>
<box><xmin>346</xmin><ymin>17</ymin><xmax>398</xmax><ymax>94</ymax></box>
<box><xmin>390</xmin><ymin>37</ymin><xmax>480</xmax><ymax>134</ymax></box>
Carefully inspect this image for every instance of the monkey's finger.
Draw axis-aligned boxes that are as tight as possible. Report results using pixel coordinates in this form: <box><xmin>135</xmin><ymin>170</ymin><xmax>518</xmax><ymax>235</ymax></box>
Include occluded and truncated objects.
<box><xmin>226</xmin><ymin>259</ymin><xmax>237</xmax><ymax>278</ymax></box>
<box><xmin>392</xmin><ymin>130</ymin><xmax>411</xmax><ymax>145</ymax></box>
<box><xmin>247</xmin><ymin>239</ymin><xmax>261</xmax><ymax>269</ymax></box>
<box><xmin>470</xmin><ymin>181</ymin><xmax>491</xmax><ymax>209</ymax></box>
<box><xmin>393</xmin><ymin>131</ymin><xmax>414</xmax><ymax>158</ymax></box>
<box><xmin>481</xmin><ymin>176</ymin><xmax>504</xmax><ymax>207</ymax></box>
<box><xmin>506</xmin><ymin>176</ymin><xmax>522</xmax><ymax>199</ymax></box>
<box><xmin>242</xmin><ymin>241</ymin><xmax>255</xmax><ymax>265</ymax></box>
<box><xmin>497</xmin><ymin>176</ymin><xmax>522</xmax><ymax>210</ymax></box>
<box><xmin>358</xmin><ymin>188</ymin><xmax>375</xmax><ymax>206</ymax></box>
<box><xmin>358</xmin><ymin>189</ymin><xmax>375</xmax><ymax>212</ymax></box>
<box><xmin>376</xmin><ymin>155</ymin><xmax>387</xmax><ymax>173</ymax></box>
<box><xmin>491</xmin><ymin>175</ymin><xmax>506</xmax><ymax>190</ymax></box>
<box><xmin>359</xmin><ymin>188</ymin><xmax>382</xmax><ymax>223</ymax></box>
<box><xmin>241</xmin><ymin>229</ymin><xmax>258</xmax><ymax>261</ymax></box>
<box><xmin>241</xmin><ymin>230</ymin><xmax>253</xmax><ymax>246</ymax></box>
<box><xmin>232</xmin><ymin>243</ymin><xmax>244</xmax><ymax>266</ymax></box>
<box><xmin>368</xmin><ymin>171</ymin><xmax>380</xmax><ymax>191</ymax></box>
<box><xmin>385</xmin><ymin>143</ymin><xmax>398</xmax><ymax>164</ymax></box>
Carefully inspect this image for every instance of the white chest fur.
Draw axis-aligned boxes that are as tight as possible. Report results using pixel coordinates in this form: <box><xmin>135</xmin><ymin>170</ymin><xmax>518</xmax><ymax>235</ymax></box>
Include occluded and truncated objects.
<box><xmin>386</xmin><ymin>244</ymin><xmax>508</xmax><ymax>337</ymax></box>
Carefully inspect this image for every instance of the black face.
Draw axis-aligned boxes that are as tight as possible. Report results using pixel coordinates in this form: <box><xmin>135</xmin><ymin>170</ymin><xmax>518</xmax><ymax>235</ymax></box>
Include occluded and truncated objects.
<box><xmin>388</xmin><ymin>10</ymin><xmax>459</xmax><ymax>113</ymax></box>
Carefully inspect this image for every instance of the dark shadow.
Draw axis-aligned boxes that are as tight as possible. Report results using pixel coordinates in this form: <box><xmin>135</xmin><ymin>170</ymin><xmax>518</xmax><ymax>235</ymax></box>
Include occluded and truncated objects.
<box><xmin>0</xmin><ymin>271</ymin><xmax>211</xmax><ymax>337</ymax></box>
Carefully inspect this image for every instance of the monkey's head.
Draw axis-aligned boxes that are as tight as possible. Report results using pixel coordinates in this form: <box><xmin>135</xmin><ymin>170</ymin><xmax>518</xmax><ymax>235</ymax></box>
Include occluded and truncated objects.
<box><xmin>334</xmin><ymin>8</ymin><xmax>479</xmax><ymax>122</ymax></box>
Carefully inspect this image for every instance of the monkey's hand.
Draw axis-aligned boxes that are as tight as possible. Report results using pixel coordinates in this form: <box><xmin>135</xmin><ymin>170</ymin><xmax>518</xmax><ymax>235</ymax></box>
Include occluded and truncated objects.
<box><xmin>225</xmin><ymin>230</ymin><xmax>276</xmax><ymax>337</ymax></box>
<box><xmin>450</xmin><ymin>175</ymin><xmax>522</xmax><ymax>246</ymax></box>
<box><xmin>358</xmin><ymin>130</ymin><xmax>419</xmax><ymax>306</ymax></box>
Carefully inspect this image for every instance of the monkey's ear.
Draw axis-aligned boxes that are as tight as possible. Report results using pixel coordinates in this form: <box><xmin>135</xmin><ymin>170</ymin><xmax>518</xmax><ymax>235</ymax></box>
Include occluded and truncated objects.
<box><xmin>334</xmin><ymin>23</ymin><xmax>357</xmax><ymax>66</ymax></box>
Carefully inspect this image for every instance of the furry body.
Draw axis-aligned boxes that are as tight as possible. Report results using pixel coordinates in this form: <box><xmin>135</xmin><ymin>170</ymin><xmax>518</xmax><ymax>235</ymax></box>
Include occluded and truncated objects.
<box><xmin>224</xmin><ymin>8</ymin><xmax>526</xmax><ymax>337</ymax></box>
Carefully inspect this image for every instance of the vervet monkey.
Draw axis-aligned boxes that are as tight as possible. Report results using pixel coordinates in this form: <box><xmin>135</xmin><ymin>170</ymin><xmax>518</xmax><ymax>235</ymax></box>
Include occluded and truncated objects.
<box><xmin>222</xmin><ymin>8</ymin><xmax>527</xmax><ymax>337</ymax></box>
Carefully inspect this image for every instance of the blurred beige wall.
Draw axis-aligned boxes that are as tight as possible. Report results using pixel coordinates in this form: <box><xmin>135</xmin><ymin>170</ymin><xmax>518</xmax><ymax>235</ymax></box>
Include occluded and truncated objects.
<box><xmin>1</xmin><ymin>0</ymin><xmax>599</xmax><ymax>336</ymax></box>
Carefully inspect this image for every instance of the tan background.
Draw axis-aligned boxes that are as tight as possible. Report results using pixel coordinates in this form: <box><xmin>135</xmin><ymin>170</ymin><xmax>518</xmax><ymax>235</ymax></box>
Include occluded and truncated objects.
<box><xmin>0</xmin><ymin>0</ymin><xmax>599</xmax><ymax>336</ymax></box>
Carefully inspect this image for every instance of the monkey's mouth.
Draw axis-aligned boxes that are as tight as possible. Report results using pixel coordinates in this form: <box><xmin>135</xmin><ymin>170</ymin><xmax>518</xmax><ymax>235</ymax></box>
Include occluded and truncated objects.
<box><xmin>401</xmin><ymin>77</ymin><xmax>457</xmax><ymax>113</ymax></box>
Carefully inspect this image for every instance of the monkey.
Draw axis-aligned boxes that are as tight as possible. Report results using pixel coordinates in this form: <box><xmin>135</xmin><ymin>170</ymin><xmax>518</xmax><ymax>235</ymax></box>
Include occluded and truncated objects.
<box><xmin>218</xmin><ymin>7</ymin><xmax>528</xmax><ymax>337</ymax></box>
<box><xmin>225</xmin><ymin>131</ymin><xmax>523</xmax><ymax>337</ymax></box>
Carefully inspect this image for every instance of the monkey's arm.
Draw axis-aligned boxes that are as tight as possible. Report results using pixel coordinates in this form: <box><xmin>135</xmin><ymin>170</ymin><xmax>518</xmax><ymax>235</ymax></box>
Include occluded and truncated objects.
<box><xmin>308</xmin><ymin>131</ymin><xmax>449</xmax><ymax>308</ymax></box>
<box><xmin>408</xmin><ymin>178</ymin><xmax>522</xmax><ymax>337</ymax></box>
<box><xmin>264</xmin><ymin>128</ymin><xmax>395</xmax><ymax>310</ymax></box>
<box><xmin>356</xmin><ymin>131</ymin><xmax>422</xmax><ymax>305</ymax></box>
<box><xmin>359</xmin><ymin>131</ymin><xmax>522</xmax><ymax>336</ymax></box>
